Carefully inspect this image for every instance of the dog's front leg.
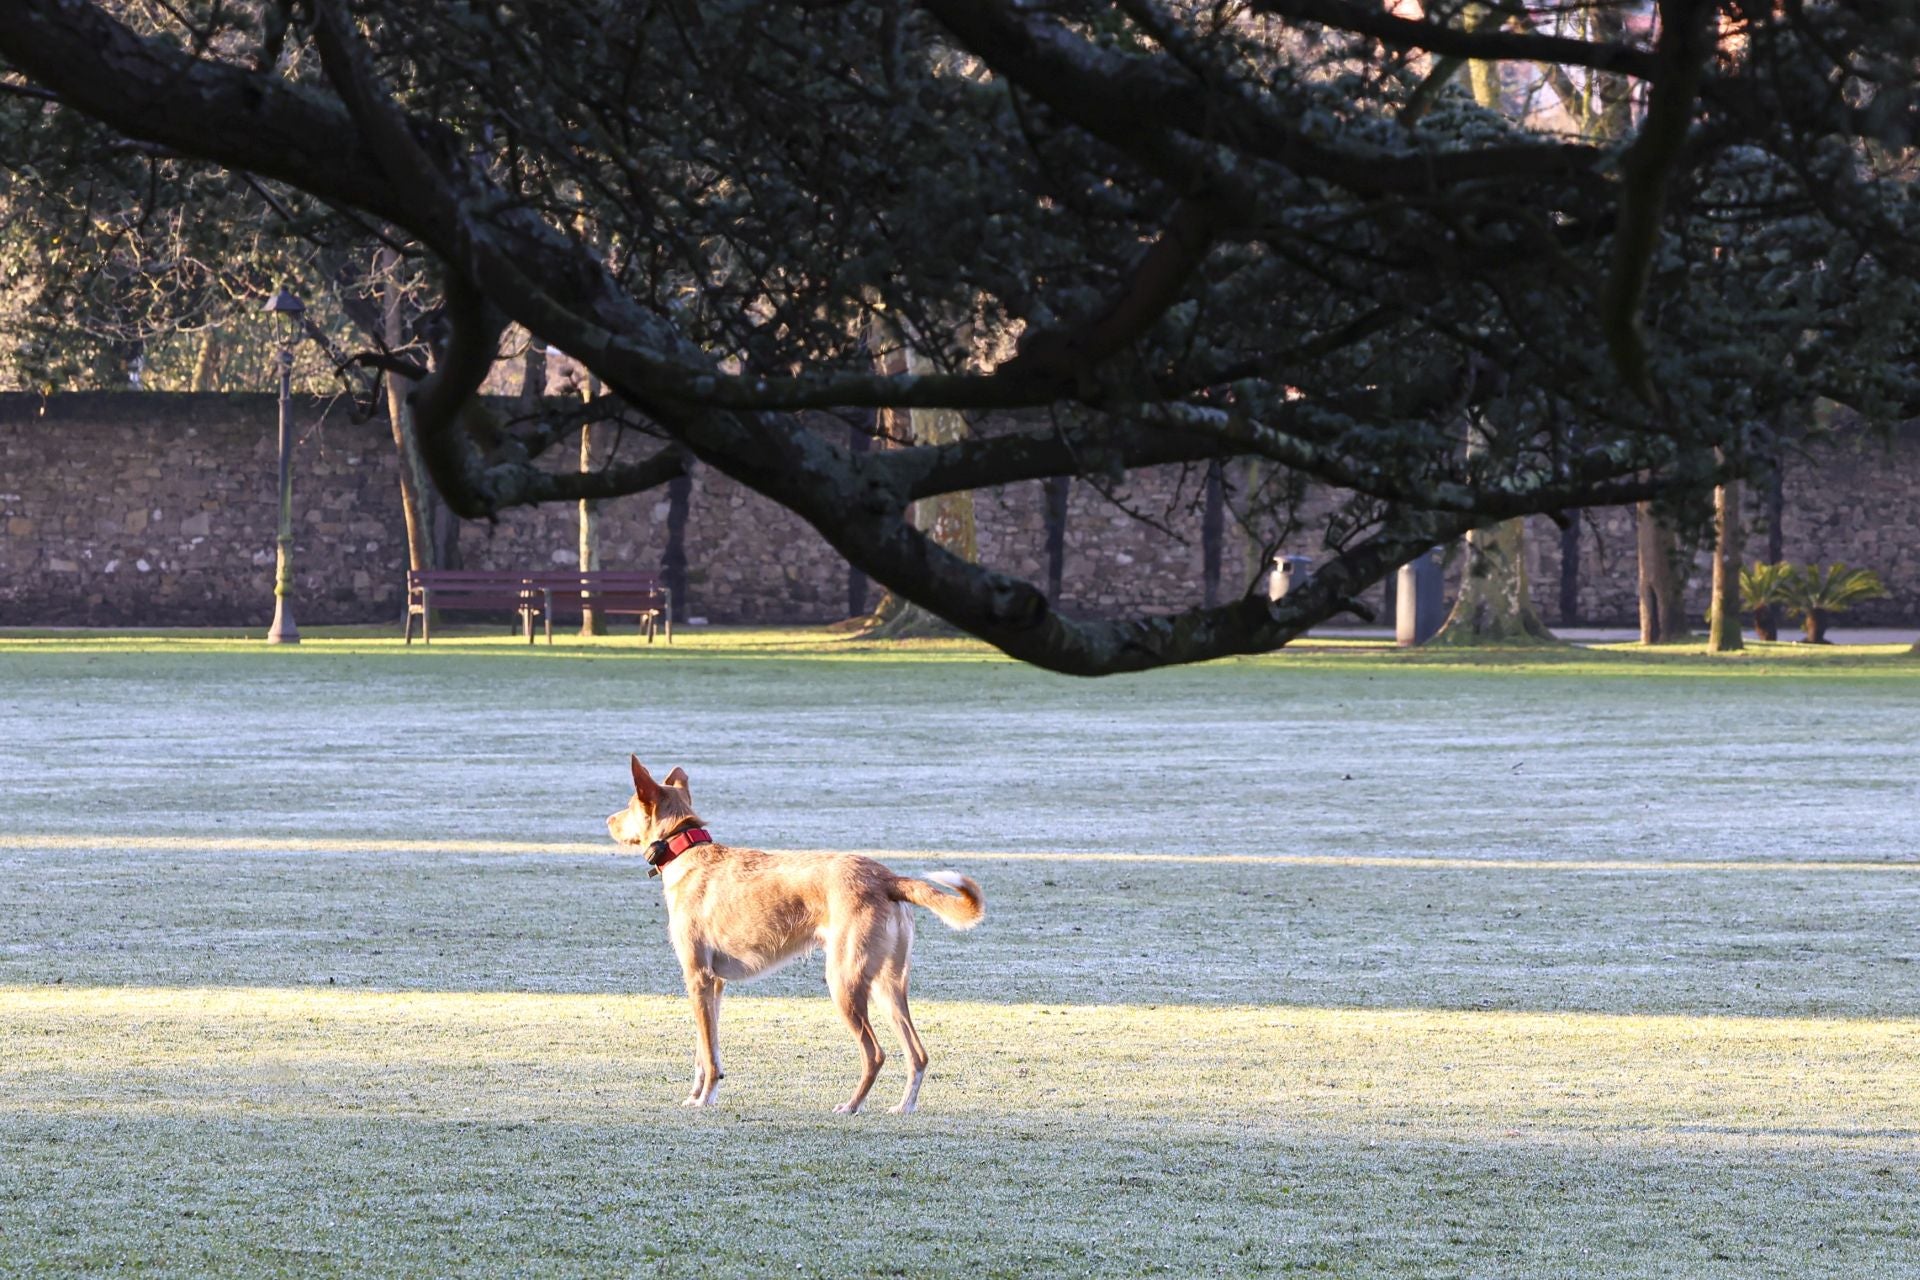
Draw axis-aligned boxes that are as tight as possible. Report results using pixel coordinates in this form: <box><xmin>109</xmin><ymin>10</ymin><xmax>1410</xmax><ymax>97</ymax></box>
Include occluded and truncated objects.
<box><xmin>683</xmin><ymin>970</ymin><xmax>725</xmax><ymax>1107</ymax></box>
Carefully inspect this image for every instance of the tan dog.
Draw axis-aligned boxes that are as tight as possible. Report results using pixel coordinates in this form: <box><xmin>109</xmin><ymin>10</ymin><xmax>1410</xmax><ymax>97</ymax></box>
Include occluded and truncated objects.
<box><xmin>608</xmin><ymin>757</ymin><xmax>984</xmax><ymax>1114</ymax></box>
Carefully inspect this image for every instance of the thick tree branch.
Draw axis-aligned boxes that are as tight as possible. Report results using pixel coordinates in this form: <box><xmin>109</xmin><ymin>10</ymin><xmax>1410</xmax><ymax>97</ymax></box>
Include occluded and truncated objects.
<box><xmin>1246</xmin><ymin>0</ymin><xmax>1661</xmax><ymax>80</ymax></box>
<box><xmin>924</xmin><ymin>0</ymin><xmax>1607</xmax><ymax>198</ymax></box>
<box><xmin>1600</xmin><ymin>0</ymin><xmax>1716</xmax><ymax>404</ymax></box>
<box><xmin>1002</xmin><ymin>199</ymin><xmax>1217</xmax><ymax>382</ymax></box>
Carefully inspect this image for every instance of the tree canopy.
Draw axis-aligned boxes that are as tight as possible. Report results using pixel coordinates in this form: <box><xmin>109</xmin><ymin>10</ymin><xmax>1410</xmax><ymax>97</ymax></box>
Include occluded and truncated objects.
<box><xmin>2</xmin><ymin>1</ymin><xmax>1916</xmax><ymax>672</ymax></box>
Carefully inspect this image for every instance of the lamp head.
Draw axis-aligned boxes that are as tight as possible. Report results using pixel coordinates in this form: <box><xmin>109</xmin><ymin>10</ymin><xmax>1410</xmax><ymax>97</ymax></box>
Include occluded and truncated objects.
<box><xmin>263</xmin><ymin>286</ymin><xmax>305</xmax><ymax>319</ymax></box>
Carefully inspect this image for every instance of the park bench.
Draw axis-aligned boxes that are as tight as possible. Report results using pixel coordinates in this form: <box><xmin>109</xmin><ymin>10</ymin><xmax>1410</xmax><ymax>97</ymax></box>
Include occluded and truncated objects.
<box><xmin>405</xmin><ymin>568</ymin><xmax>671</xmax><ymax>644</ymax></box>
<box><xmin>523</xmin><ymin>570</ymin><xmax>672</xmax><ymax>644</ymax></box>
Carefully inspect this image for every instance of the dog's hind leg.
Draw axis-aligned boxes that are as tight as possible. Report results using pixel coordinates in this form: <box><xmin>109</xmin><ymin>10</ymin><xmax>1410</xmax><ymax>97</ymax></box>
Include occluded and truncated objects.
<box><xmin>827</xmin><ymin>936</ymin><xmax>885</xmax><ymax>1114</ymax></box>
<box><xmin>879</xmin><ymin>911</ymin><xmax>929</xmax><ymax>1114</ymax></box>
<box><xmin>683</xmin><ymin>971</ymin><xmax>726</xmax><ymax>1107</ymax></box>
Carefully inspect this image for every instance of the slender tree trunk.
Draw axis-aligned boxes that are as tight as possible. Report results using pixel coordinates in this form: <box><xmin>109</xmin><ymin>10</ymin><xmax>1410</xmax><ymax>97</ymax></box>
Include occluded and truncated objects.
<box><xmin>380</xmin><ymin>257</ymin><xmax>432</xmax><ymax>577</ymax></box>
<box><xmin>859</xmin><ymin>342</ymin><xmax>975</xmax><ymax>639</ymax></box>
<box><xmin>663</xmin><ymin>469</ymin><xmax>691</xmax><ymax>624</ymax></box>
<box><xmin>189</xmin><ymin>329</ymin><xmax>224</xmax><ymax>392</ymax></box>
<box><xmin>844</xmin><ymin>414</ymin><xmax>871</xmax><ymax>618</ymax></box>
<box><xmin>573</xmin><ymin>372</ymin><xmax>605</xmax><ymax>635</ymax></box>
<box><xmin>1432</xmin><ymin>518</ymin><xmax>1555</xmax><ymax>644</ymax></box>
<box><xmin>578</xmin><ymin>424</ymin><xmax>605</xmax><ymax>636</ymax></box>
<box><xmin>519</xmin><ymin>341</ymin><xmax>546</xmax><ymax>406</ymax></box>
<box><xmin>1558</xmin><ymin>513</ymin><xmax>1581</xmax><ymax>626</ymax></box>
<box><xmin>1431</xmin><ymin>47</ymin><xmax>1553</xmax><ymax>646</ymax></box>
<box><xmin>1707</xmin><ymin>476</ymin><xmax>1744</xmax><ymax>653</ymax></box>
<box><xmin>1636</xmin><ymin>502</ymin><xmax>1689</xmax><ymax>643</ymax></box>
<box><xmin>1751</xmin><ymin>458</ymin><xmax>1784</xmax><ymax>641</ymax></box>
<box><xmin>1238</xmin><ymin>458</ymin><xmax>1265</xmax><ymax>594</ymax></box>
<box><xmin>1043</xmin><ymin>475</ymin><xmax>1070</xmax><ymax>604</ymax></box>
<box><xmin>1201</xmin><ymin>460</ymin><xmax>1224</xmax><ymax>609</ymax></box>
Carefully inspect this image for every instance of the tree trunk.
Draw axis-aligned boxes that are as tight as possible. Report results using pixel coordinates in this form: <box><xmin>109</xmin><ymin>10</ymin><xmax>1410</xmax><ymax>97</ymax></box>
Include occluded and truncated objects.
<box><xmin>1431</xmin><ymin>48</ymin><xmax>1553</xmax><ymax>648</ymax></box>
<box><xmin>1239</xmin><ymin>458</ymin><xmax>1266</xmax><ymax>595</ymax></box>
<box><xmin>1558</xmin><ymin>513</ymin><xmax>1581</xmax><ymax>626</ymax></box>
<box><xmin>1636</xmin><ymin>502</ymin><xmax>1689</xmax><ymax>644</ymax></box>
<box><xmin>1431</xmin><ymin>518</ymin><xmax>1556</xmax><ymax>645</ymax></box>
<box><xmin>1201</xmin><ymin>460</ymin><xmax>1224</xmax><ymax>609</ymax></box>
<box><xmin>1707</xmin><ymin>476</ymin><xmax>1744</xmax><ymax>653</ymax></box>
<box><xmin>844</xmin><ymin>414</ymin><xmax>871</xmax><ymax>618</ymax></box>
<box><xmin>857</xmin><ymin>345</ymin><xmax>975</xmax><ymax>640</ymax></box>
<box><xmin>519</xmin><ymin>342</ymin><xmax>546</xmax><ymax>404</ymax></box>
<box><xmin>1758</xmin><ymin>458</ymin><xmax>1785</xmax><ymax>642</ymax></box>
<box><xmin>380</xmin><ymin>256</ymin><xmax>432</xmax><ymax>577</ymax></box>
<box><xmin>189</xmin><ymin>329</ymin><xmax>224</xmax><ymax>392</ymax></box>
<box><xmin>578</xmin><ymin>417</ymin><xmax>605</xmax><ymax>636</ymax></box>
<box><xmin>663</xmin><ymin>469</ymin><xmax>691</xmax><ymax>624</ymax></box>
<box><xmin>1043</xmin><ymin>475</ymin><xmax>1070</xmax><ymax>604</ymax></box>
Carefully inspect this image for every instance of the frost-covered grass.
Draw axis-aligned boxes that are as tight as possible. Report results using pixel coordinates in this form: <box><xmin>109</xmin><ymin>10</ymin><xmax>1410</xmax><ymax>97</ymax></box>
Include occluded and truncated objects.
<box><xmin>2</xmin><ymin>633</ymin><xmax>1918</xmax><ymax>1277</ymax></box>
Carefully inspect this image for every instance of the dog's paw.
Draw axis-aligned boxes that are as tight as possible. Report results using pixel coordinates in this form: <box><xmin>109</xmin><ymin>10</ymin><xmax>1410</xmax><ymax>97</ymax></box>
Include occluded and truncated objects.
<box><xmin>833</xmin><ymin>1101</ymin><xmax>862</xmax><ymax>1115</ymax></box>
<box><xmin>887</xmin><ymin>1102</ymin><xmax>917</xmax><ymax>1115</ymax></box>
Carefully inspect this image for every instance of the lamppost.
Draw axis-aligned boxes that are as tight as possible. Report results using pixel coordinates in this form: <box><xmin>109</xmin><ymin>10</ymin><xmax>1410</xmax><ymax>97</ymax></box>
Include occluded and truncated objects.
<box><xmin>264</xmin><ymin>286</ymin><xmax>305</xmax><ymax>644</ymax></box>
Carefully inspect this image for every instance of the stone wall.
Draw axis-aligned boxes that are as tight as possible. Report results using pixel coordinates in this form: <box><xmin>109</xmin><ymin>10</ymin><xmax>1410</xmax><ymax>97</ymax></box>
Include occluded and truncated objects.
<box><xmin>1516</xmin><ymin>427</ymin><xmax>1920</xmax><ymax>628</ymax></box>
<box><xmin>0</xmin><ymin>393</ymin><xmax>1239</xmax><ymax>628</ymax></box>
<box><xmin>2</xmin><ymin>392</ymin><xmax>1917</xmax><ymax>629</ymax></box>
<box><xmin>0</xmin><ymin>393</ymin><xmax>406</xmax><ymax>626</ymax></box>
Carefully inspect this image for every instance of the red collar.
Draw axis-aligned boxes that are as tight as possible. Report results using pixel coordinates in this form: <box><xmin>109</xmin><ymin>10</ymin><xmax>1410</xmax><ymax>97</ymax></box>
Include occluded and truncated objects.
<box><xmin>646</xmin><ymin>826</ymin><xmax>712</xmax><ymax>877</ymax></box>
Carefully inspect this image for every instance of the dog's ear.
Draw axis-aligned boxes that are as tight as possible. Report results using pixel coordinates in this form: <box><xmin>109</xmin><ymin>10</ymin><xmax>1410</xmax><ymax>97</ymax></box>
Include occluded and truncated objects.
<box><xmin>630</xmin><ymin>755</ymin><xmax>660</xmax><ymax>808</ymax></box>
<box><xmin>663</xmin><ymin>766</ymin><xmax>690</xmax><ymax>790</ymax></box>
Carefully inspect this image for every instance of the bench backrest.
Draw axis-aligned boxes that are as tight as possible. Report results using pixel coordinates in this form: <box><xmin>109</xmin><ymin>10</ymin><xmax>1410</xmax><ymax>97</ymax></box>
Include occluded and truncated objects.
<box><xmin>409</xmin><ymin>569</ymin><xmax>666</xmax><ymax>608</ymax></box>
<box><xmin>409</xmin><ymin>569</ymin><xmax>535</xmax><ymax>587</ymax></box>
<box><xmin>523</xmin><ymin>570</ymin><xmax>663</xmax><ymax>589</ymax></box>
<box><xmin>407</xmin><ymin>570</ymin><xmax>537</xmax><ymax>611</ymax></box>
<box><xmin>525</xmin><ymin>570</ymin><xmax>668</xmax><ymax>613</ymax></box>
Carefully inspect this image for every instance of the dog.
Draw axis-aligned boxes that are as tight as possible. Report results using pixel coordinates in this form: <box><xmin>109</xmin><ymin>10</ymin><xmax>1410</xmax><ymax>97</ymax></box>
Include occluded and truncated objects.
<box><xmin>608</xmin><ymin>757</ymin><xmax>984</xmax><ymax>1114</ymax></box>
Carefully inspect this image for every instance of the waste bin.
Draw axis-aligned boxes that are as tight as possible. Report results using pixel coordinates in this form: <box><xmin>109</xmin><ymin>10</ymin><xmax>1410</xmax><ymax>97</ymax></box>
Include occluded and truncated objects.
<box><xmin>1268</xmin><ymin>555</ymin><xmax>1314</xmax><ymax>602</ymax></box>
<box><xmin>1396</xmin><ymin>549</ymin><xmax>1444</xmax><ymax>646</ymax></box>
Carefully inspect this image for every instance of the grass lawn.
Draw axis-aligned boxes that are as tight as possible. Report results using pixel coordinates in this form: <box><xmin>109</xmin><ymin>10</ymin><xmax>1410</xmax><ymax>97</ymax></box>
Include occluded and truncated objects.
<box><xmin>2</xmin><ymin>629</ymin><xmax>1918</xmax><ymax>1277</ymax></box>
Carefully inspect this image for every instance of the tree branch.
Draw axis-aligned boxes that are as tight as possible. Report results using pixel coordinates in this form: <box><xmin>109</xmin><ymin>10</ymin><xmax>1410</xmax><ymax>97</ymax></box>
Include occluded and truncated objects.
<box><xmin>1246</xmin><ymin>0</ymin><xmax>1661</xmax><ymax>80</ymax></box>
<box><xmin>1600</xmin><ymin>0</ymin><xmax>1716</xmax><ymax>405</ymax></box>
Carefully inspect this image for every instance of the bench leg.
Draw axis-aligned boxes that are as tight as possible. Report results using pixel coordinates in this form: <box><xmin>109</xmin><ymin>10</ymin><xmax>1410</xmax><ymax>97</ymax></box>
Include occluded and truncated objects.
<box><xmin>404</xmin><ymin>606</ymin><xmax>415</xmax><ymax>645</ymax></box>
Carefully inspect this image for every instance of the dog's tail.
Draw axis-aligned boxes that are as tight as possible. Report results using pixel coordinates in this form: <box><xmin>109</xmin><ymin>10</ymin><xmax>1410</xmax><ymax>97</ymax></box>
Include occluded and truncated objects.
<box><xmin>893</xmin><ymin>871</ymin><xmax>985</xmax><ymax>931</ymax></box>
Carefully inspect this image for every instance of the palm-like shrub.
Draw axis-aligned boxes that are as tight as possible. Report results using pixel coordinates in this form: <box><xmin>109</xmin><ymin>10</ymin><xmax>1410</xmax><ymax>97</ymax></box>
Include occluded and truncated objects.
<box><xmin>1778</xmin><ymin>563</ymin><xmax>1888</xmax><ymax>643</ymax></box>
<box><xmin>1738</xmin><ymin>562</ymin><xmax>1797</xmax><ymax>641</ymax></box>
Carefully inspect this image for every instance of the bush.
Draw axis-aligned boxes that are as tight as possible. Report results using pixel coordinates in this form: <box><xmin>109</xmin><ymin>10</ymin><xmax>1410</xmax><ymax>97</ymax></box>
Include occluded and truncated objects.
<box><xmin>1777</xmin><ymin>563</ymin><xmax>1889</xmax><ymax>643</ymax></box>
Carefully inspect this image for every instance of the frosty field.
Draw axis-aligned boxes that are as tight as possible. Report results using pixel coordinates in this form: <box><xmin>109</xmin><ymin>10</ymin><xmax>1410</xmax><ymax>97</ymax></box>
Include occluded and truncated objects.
<box><xmin>2</xmin><ymin>631</ymin><xmax>1918</xmax><ymax>1277</ymax></box>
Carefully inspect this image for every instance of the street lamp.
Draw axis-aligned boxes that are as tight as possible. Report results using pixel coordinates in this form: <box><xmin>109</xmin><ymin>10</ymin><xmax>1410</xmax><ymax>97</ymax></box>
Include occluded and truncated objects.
<box><xmin>264</xmin><ymin>285</ymin><xmax>305</xmax><ymax>644</ymax></box>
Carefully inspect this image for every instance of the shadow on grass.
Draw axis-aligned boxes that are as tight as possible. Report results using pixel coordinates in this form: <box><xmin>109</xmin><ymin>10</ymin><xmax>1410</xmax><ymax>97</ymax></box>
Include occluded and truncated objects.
<box><xmin>6</xmin><ymin>838</ymin><xmax>1920</xmax><ymax>1020</ymax></box>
